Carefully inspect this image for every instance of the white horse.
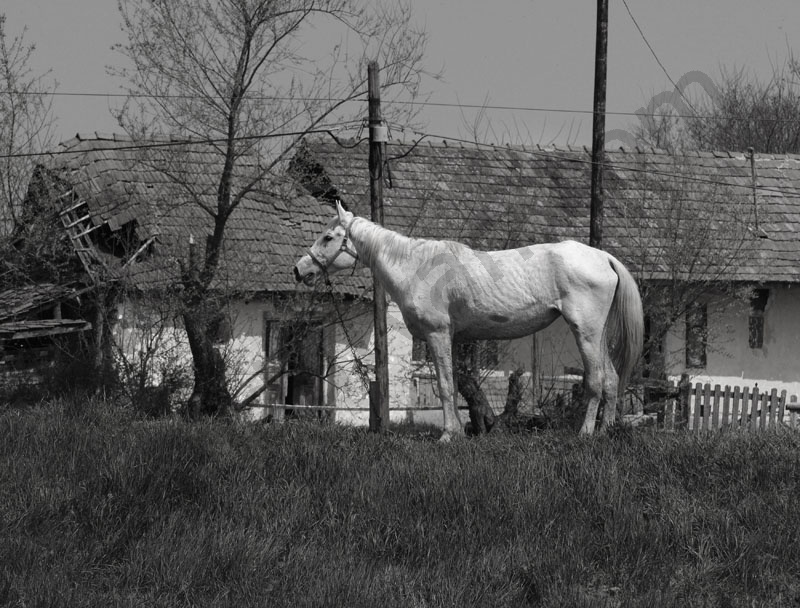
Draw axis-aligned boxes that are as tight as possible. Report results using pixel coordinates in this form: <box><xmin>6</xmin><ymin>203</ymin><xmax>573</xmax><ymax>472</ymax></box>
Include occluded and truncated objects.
<box><xmin>294</xmin><ymin>202</ymin><xmax>644</xmax><ymax>440</ymax></box>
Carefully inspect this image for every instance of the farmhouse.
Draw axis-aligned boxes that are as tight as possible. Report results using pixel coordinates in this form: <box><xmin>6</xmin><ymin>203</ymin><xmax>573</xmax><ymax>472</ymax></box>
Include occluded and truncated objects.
<box><xmin>290</xmin><ymin>138</ymin><xmax>800</xmax><ymax>410</ymax></box>
<box><xmin>7</xmin><ymin>132</ymin><xmax>800</xmax><ymax>422</ymax></box>
<box><xmin>7</xmin><ymin>134</ymin><xmax>374</xmax><ymax>416</ymax></box>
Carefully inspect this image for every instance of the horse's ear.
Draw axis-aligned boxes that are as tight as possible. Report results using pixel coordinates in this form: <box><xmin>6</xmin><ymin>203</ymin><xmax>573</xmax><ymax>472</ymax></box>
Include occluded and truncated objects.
<box><xmin>336</xmin><ymin>199</ymin><xmax>351</xmax><ymax>225</ymax></box>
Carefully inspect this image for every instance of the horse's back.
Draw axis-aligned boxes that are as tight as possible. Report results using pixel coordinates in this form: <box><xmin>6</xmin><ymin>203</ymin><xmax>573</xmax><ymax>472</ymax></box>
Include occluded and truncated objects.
<box><xmin>492</xmin><ymin>240</ymin><xmax>618</xmax><ymax>293</ymax></box>
<box><xmin>435</xmin><ymin>240</ymin><xmax>615</xmax><ymax>339</ymax></box>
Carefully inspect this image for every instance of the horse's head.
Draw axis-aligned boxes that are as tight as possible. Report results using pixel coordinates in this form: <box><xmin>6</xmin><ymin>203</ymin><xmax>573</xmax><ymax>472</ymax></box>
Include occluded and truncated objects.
<box><xmin>294</xmin><ymin>201</ymin><xmax>359</xmax><ymax>285</ymax></box>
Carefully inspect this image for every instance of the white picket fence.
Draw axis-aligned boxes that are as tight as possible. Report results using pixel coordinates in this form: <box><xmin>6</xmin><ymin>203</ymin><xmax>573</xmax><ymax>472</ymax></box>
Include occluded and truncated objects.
<box><xmin>659</xmin><ymin>381</ymin><xmax>800</xmax><ymax>432</ymax></box>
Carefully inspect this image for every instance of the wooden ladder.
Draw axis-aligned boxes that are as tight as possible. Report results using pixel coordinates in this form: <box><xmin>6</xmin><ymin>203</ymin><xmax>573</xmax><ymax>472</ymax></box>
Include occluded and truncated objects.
<box><xmin>57</xmin><ymin>190</ymin><xmax>104</xmax><ymax>282</ymax></box>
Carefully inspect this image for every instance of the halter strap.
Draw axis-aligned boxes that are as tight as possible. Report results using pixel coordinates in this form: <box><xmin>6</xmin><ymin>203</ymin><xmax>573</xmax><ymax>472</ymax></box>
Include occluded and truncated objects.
<box><xmin>308</xmin><ymin>225</ymin><xmax>359</xmax><ymax>277</ymax></box>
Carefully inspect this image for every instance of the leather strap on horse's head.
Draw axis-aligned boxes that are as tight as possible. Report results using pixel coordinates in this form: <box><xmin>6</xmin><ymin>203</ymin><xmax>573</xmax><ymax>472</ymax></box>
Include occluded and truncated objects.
<box><xmin>307</xmin><ymin>224</ymin><xmax>359</xmax><ymax>284</ymax></box>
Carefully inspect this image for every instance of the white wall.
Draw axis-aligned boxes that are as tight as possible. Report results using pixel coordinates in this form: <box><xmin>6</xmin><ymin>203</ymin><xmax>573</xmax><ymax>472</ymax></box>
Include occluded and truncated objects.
<box><xmin>226</xmin><ymin>300</ymin><xmax>267</xmax><ymax>402</ymax></box>
<box><xmin>114</xmin><ymin>284</ymin><xmax>800</xmax><ymax>424</ymax></box>
<box><xmin>114</xmin><ymin>296</ymin><xmax>269</xmax><ymax>408</ymax></box>
<box><xmin>665</xmin><ymin>286</ymin><xmax>800</xmax><ymax>397</ymax></box>
<box><xmin>113</xmin><ymin>296</ymin><xmax>192</xmax><ymax>391</ymax></box>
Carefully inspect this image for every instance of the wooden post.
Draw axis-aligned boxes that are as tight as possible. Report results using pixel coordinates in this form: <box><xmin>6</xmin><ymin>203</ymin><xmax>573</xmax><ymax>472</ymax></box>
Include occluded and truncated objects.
<box><xmin>748</xmin><ymin>147</ymin><xmax>761</xmax><ymax>233</ymax></box>
<box><xmin>677</xmin><ymin>372</ymin><xmax>690</xmax><ymax>428</ymax></box>
<box><xmin>789</xmin><ymin>395</ymin><xmax>799</xmax><ymax>428</ymax></box>
<box><xmin>589</xmin><ymin>0</ymin><xmax>608</xmax><ymax>249</ymax></box>
<box><xmin>368</xmin><ymin>61</ymin><xmax>390</xmax><ymax>433</ymax></box>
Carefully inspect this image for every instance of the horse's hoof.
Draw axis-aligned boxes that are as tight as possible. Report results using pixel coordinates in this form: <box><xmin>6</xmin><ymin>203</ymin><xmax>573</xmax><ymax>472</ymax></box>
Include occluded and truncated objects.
<box><xmin>438</xmin><ymin>429</ymin><xmax>464</xmax><ymax>442</ymax></box>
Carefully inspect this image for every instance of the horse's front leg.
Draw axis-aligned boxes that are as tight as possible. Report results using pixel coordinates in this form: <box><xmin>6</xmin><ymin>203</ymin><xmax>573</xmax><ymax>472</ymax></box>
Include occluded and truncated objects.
<box><xmin>426</xmin><ymin>330</ymin><xmax>463</xmax><ymax>442</ymax></box>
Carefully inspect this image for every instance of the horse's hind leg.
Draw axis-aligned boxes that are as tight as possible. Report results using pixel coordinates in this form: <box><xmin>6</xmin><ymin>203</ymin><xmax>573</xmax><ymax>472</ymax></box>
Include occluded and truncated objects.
<box><xmin>580</xmin><ymin>368</ymin><xmax>603</xmax><ymax>435</ymax></box>
<box><xmin>573</xmin><ymin>331</ymin><xmax>607</xmax><ymax>436</ymax></box>
<box><xmin>562</xmin><ymin>283</ymin><xmax>616</xmax><ymax>435</ymax></box>
<box><xmin>426</xmin><ymin>330</ymin><xmax>463</xmax><ymax>442</ymax></box>
<box><xmin>601</xmin><ymin>358</ymin><xmax>620</xmax><ymax>428</ymax></box>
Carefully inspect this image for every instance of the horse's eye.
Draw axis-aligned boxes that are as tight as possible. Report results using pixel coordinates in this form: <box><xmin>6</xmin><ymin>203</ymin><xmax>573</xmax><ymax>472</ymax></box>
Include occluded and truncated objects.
<box><xmin>324</xmin><ymin>235</ymin><xmax>333</xmax><ymax>242</ymax></box>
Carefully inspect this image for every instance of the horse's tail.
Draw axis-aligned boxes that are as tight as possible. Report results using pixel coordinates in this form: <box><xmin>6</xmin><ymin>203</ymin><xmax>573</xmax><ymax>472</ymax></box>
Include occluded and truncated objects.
<box><xmin>605</xmin><ymin>256</ymin><xmax>644</xmax><ymax>395</ymax></box>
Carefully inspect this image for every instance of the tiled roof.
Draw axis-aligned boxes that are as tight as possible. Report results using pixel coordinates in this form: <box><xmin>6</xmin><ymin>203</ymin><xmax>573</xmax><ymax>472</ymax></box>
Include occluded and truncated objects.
<box><xmin>293</xmin><ymin>138</ymin><xmax>800</xmax><ymax>284</ymax></box>
<box><xmin>35</xmin><ymin>134</ymin><xmax>368</xmax><ymax>295</ymax></box>
<box><xmin>0</xmin><ymin>284</ymin><xmax>93</xmax><ymax>340</ymax></box>
<box><xmin>0</xmin><ymin>318</ymin><xmax>91</xmax><ymax>340</ymax></box>
<box><xmin>0</xmin><ymin>284</ymin><xmax>81</xmax><ymax>322</ymax></box>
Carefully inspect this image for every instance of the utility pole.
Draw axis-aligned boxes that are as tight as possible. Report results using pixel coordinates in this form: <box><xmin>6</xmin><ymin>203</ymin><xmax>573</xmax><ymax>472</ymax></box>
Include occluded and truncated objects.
<box><xmin>590</xmin><ymin>0</ymin><xmax>608</xmax><ymax>249</ymax></box>
<box><xmin>368</xmin><ymin>61</ymin><xmax>390</xmax><ymax>432</ymax></box>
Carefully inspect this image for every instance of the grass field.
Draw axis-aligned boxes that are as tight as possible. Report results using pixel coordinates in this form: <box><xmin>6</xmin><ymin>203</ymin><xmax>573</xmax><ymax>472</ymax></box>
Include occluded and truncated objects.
<box><xmin>2</xmin><ymin>397</ymin><xmax>800</xmax><ymax>607</ymax></box>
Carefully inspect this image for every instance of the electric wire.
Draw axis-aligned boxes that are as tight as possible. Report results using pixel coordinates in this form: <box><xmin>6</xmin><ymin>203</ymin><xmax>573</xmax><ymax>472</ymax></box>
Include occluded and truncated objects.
<box><xmin>0</xmin><ymin>126</ymin><xmax>352</xmax><ymax>160</ymax></box>
<box><xmin>4</xmin><ymin>88</ymin><xmax>800</xmax><ymax>124</ymax></box>
<box><xmin>620</xmin><ymin>0</ymin><xmax>698</xmax><ymax>115</ymax></box>
<box><xmin>4</xmin><ymin>119</ymin><xmax>800</xmax><ymax>198</ymax></box>
<box><xmin>5</xmin><ymin>122</ymin><xmax>800</xmax><ymax>198</ymax></box>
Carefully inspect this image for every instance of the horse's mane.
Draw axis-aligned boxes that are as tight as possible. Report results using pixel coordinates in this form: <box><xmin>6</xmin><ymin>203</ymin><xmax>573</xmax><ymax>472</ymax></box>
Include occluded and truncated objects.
<box><xmin>348</xmin><ymin>217</ymin><xmax>452</xmax><ymax>267</ymax></box>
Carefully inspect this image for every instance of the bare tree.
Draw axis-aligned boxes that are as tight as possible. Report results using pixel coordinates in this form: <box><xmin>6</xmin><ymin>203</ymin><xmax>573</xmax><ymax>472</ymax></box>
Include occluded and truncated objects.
<box><xmin>687</xmin><ymin>61</ymin><xmax>800</xmax><ymax>154</ymax></box>
<box><xmin>0</xmin><ymin>14</ymin><xmax>56</xmax><ymax>237</ymax></box>
<box><xmin>112</xmin><ymin>0</ymin><xmax>427</xmax><ymax>417</ymax></box>
<box><xmin>628</xmin><ymin>108</ymin><xmax>689</xmax><ymax>154</ymax></box>
<box><xmin>615</xmin><ymin>155</ymin><xmax>754</xmax><ymax>383</ymax></box>
<box><xmin>630</xmin><ymin>57</ymin><xmax>800</xmax><ymax>155</ymax></box>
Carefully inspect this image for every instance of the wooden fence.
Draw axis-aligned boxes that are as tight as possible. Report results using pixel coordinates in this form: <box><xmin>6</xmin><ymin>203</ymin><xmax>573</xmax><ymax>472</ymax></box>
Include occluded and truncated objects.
<box><xmin>255</xmin><ymin>373</ymin><xmax>800</xmax><ymax>434</ymax></box>
<box><xmin>413</xmin><ymin>373</ymin><xmax>800</xmax><ymax>433</ymax></box>
<box><xmin>657</xmin><ymin>379</ymin><xmax>800</xmax><ymax>432</ymax></box>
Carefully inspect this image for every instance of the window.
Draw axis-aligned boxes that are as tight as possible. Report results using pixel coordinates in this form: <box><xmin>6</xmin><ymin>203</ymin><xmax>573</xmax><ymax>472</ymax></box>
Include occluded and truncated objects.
<box><xmin>411</xmin><ymin>336</ymin><xmax>431</xmax><ymax>363</ymax></box>
<box><xmin>642</xmin><ymin>315</ymin><xmax>666</xmax><ymax>379</ymax></box>
<box><xmin>749</xmin><ymin>288</ymin><xmax>769</xmax><ymax>349</ymax></box>
<box><xmin>264</xmin><ymin>321</ymin><xmax>284</xmax><ymax>405</ymax></box>
<box><xmin>265</xmin><ymin>319</ymin><xmax>324</xmax><ymax>407</ymax></box>
<box><xmin>210</xmin><ymin>313</ymin><xmax>232</xmax><ymax>345</ymax></box>
<box><xmin>685</xmin><ymin>302</ymin><xmax>707</xmax><ymax>369</ymax></box>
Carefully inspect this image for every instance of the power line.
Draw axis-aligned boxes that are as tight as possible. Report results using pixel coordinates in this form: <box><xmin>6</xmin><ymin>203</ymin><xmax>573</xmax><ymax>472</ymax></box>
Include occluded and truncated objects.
<box><xmin>6</xmin><ymin>118</ymin><xmax>800</xmax><ymax>198</ymax></box>
<box><xmin>1</xmin><ymin>90</ymin><xmax>360</xmax><ymax>104</ymax></box>
<box><xmin>7</xmin><ymin>122</ymin><xmax>800</xmax><ymax>198</ymax></box>
<box><xmin>0</xmin><ymin>127</ymin><xmax>348</xmax><ymax>160</ymax></box>
<box><xmin>4</xmin><ymin>88</ymin><xmax>800</xmax><ymax>124</ymax></box>
<box><xmin>9</xmin><ymin>121</ymin><xmax>800</xmax><ymax>196</ymax></box>
<box><xmin>620</xmin><ymin>0</ymin><xmax>698</xmax><ymax>115</ymax></box>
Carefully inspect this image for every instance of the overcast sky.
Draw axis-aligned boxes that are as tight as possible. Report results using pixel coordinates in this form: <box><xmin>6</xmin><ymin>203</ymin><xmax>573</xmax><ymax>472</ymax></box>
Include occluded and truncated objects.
<box><xmin>4</xmin><ymin>0</ymin><xmax>800</xmax><ymax>148</ymax></box>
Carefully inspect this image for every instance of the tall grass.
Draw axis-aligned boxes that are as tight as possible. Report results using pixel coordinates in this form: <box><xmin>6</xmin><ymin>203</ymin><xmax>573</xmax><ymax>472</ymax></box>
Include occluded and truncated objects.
<box><xmin>2</xmin><ymin>398</ymin><xmax>800</xmax><ymax>607</ymax></box>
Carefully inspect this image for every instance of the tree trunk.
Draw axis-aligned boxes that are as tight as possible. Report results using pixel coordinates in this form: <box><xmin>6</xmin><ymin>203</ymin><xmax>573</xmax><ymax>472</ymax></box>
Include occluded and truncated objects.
<box><xmin>503</xmin><ymin>368</ymin><xmax>524</xmax><ymax>416</ymax></box>
<box><xmin>458</xmin><ymin>372</ymin><xmax>495</xmax><ymax>434</ymax></box>
<box><xmin>91</xmin><ymin>287</ymin><xmax>119</xmax><ymax>394</ymax></box>
<box><xmin>181</xmin><ymin>233</ymin><xmax>231</xmax><ymax>419</ymax></box>
<box><xmin>183</xmin><ymin>306</ymin><xmax>231</xmax><ymax>418</ymax></box>
<box><xmin>456</xmin><ymin>342</ymin><xmax>495</xmax><ymax>434</ymax></box>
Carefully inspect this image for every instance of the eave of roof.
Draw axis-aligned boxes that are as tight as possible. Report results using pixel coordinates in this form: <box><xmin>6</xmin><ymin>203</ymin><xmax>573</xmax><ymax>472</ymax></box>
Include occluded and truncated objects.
<box><xmin>0</xmin><ymin>318</ymin><xmax>92</xmax><ymax>340</ymax></box>
<box><xmin>0</xmin><ymin>284</ymin><xmax>89</xmax><ymax>322</ymax></box>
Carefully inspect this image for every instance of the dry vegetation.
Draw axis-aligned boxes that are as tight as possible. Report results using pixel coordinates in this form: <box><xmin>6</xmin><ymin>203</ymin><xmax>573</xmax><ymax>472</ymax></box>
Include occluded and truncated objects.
<box><xmin>2</xmin><ymin>397</ymin><xmax>800</xmax><ymax>607</ymax></box>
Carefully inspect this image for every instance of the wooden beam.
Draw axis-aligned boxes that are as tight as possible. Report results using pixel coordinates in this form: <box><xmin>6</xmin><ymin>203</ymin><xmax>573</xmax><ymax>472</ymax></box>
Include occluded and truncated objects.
<box><xmin>3</xmin><ymin>322</ymin><xmax>92</xmax><ymax>340</ymax></box>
